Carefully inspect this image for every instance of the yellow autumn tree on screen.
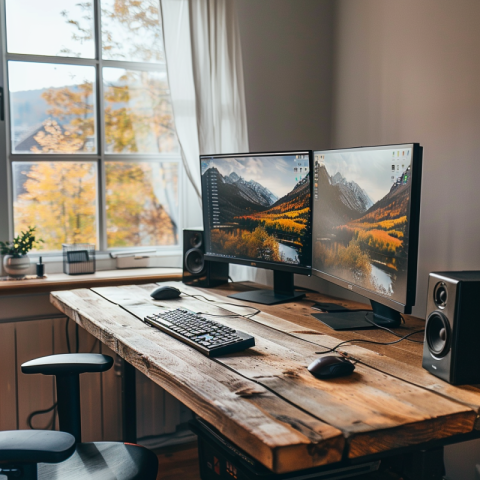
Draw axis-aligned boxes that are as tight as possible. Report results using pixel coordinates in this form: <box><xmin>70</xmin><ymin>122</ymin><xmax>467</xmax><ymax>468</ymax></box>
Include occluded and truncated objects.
<box><xmin>13</xmin><ymin>1</ymin><xmax>178</xmax><ymax>251</ymax></box>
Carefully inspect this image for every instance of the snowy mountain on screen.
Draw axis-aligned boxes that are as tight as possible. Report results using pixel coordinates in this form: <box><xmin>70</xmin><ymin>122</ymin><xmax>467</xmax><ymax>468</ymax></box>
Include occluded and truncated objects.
<box><xmin>224</xmin><ymin>172</ymin><xmax>278</xmax><ymax>207</ymax></box>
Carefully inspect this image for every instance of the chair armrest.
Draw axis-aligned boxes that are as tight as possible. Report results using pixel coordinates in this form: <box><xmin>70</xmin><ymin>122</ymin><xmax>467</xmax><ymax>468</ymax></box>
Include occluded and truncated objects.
<box><xmin>0</xmin><ymin>431</ymin><xmax>75</xmax><ymax>465</ymax></box>
<box><xmin>21</xmin><ymin>353</ymin><xmax>113</xmax><ymax>376</ymax></box>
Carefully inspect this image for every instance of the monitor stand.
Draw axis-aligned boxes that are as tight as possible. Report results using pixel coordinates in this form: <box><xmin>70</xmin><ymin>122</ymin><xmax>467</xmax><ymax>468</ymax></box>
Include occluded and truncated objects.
<box><xmin>312</xmin><ymin>300</ymin><xmax>402</xmax><ymax>331</ymax></box>
<box><xmin>228</xmin><ymin>270</ymin><xmax>305</xmax><ymax>305</ymax></box>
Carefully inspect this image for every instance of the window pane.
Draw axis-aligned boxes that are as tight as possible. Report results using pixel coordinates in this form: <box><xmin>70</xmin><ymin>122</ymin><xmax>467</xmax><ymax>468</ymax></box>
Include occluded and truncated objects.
<box><xmin>106</xmin><ymin>162</ymin><xmax>178</xmax><ymax>248</ymax></box>
<box><xmin>6</xmin><ymin>0</ymin><xmax>95</xmax><ymax>58</ymax></box>
<box><xmin>9</xmin><ymin>62</ymin><xmax>97</xmax><ymax>154</ymax></box>
<box><xmin>101</xmin><ymin>0</ymin><xmax>164</xmax><ymax>63</ymax></box>
<box><xmin>13</xmin><ymin>162</ymin><xmax>98</xmax><ymax>251</ymax></box>
<box><xmin>103</xmin><ymin>68</ymin><xmax>178</xmax><ymax>154</ymax></box>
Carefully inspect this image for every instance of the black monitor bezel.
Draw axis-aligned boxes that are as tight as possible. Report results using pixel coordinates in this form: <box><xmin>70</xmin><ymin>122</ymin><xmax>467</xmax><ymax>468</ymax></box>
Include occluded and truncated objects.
<box><xmin>311</xmin><ymin>143</ymin><xmax>423</xmax><ymax>314</ymax></box>
<box><xmin>200</xmin><ymin>150</ymin><xmax>313</xmax><ymax>276</ymax></box>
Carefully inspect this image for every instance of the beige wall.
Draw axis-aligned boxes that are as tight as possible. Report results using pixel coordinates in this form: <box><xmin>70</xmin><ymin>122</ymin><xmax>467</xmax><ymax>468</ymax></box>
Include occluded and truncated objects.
<box><xmin>236</xmin><ymin>0</ymin><xmax>334</xmax><ymax>151</ymax></box>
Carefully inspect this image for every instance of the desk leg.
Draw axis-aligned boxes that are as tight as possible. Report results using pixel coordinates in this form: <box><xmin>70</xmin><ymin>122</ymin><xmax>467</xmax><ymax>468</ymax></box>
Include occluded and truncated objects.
<box><xmin>122</xmin><ymin>359</ymin><xmax>137</xmax><ymax>444</ymax></box>
<box><xmin>404</xmin><ymin>447</ymin><xmax>446</xmax><ymax>480</ymax></box>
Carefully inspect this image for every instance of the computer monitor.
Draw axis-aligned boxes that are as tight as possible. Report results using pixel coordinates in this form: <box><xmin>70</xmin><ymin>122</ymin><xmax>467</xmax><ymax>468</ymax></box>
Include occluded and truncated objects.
<box><xmin>312</xmin><ymin>144</ymin><xmax>422</xmax><ymax>328</ymax></box>
<box><xmin>200</xmin><ymin>150</ymin><xmax>313</xmax><ymax>305</ymax></box>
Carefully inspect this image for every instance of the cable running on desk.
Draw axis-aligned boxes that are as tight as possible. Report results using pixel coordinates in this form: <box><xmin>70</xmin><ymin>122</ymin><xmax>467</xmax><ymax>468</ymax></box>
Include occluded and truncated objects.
<box><xmin>315</xmin><ymin>328</ymin><xmax>425</xmax><ymax>355</ymax></box>
<box><xmin>180</xmin><ymin>292</ymin><xmax>261</xmax><ymax>319</ymax></box>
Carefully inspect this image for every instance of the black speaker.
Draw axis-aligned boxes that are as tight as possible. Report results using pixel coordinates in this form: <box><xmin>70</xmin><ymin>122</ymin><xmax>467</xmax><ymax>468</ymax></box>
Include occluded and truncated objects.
<box><xmin>422</xmin><ymin>271</ymin><xmax>480</xmax><ymax>385</ymax></box>
<box><xmin>182</xmin><ymin>229</ymin><xmax>228</xmax><ymax>288</ymax></box>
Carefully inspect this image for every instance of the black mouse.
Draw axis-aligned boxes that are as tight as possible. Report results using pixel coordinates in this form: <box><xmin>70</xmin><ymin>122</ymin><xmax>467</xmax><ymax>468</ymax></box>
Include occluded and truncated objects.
<box><xmin>150</xmin><ymin>286</ymin><xmax>181</xmax><ymax>300</ymax></box>
<box><xmin>308</xmin><ymin>356</ymin><xmax>355</xmax><ymax>379</ymax></box>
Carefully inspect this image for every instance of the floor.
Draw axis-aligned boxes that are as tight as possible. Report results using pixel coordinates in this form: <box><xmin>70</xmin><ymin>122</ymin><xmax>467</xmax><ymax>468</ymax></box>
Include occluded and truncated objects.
<box><xmin>156</xmin><ymin>441</ymin><xmax>201</xmax><ymax>480</ymax></box>
<box><xmin>154</xmin><ymin>441</ymin><xmax>406</xmax><ymax>480</ymax></box>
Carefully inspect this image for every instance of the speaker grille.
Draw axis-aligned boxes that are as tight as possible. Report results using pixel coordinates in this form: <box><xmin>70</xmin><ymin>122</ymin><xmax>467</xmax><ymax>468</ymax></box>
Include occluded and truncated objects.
<box><xmin>185</xmin><ymin>248</ymin><xmax>205</xmax><ymax>275</ymax></box>
<box><xmin>189</xmin><ymin>232</ymin><xmax>203</xmax><ymax>249</ymax></box>
<box><xmin>433</xmin><ymin>282</ymin><xmax>448</xmax><ymax>309</ymax></box>
<box><xmin>426</xmin><ymin>311</ymin><xmax>450</xmax><ymax>357</ymax></box>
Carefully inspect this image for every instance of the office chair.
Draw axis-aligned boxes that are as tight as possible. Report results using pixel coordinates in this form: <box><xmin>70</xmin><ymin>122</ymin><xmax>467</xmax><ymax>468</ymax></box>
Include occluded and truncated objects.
<box><xmin>0</xmin><ymin>353</ymin><xmax>159</xmax><ymax>480</ymax></box>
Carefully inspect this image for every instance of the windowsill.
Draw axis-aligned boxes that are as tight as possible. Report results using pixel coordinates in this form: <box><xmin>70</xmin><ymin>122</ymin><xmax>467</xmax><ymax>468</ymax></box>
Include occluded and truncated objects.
<box><xmin>2</xmin><ymin>249</ymin><xmax>183</xmax><ymax>276</ymax></box>
<box><xmin>0</xmin><ymin>267</ymin><xmax>183</xmax><ymax>296</ymax></box>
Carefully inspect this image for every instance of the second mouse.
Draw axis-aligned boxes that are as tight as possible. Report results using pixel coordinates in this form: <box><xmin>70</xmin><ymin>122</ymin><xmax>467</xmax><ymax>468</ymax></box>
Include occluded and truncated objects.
<box><xmin>308</xmin><ymin>355</ymin><xmax>355</xmax><ymax>379</ymax></box>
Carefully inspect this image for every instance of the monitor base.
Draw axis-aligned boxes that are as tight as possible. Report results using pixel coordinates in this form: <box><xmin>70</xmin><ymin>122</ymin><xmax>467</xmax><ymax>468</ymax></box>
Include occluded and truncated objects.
<box><xmin>228</xmin><ymin>270</ymin><xmax>305</xmax><ymax>305</ymax></box>
<box><xmin>312</xmin><ymin>310</ymin><xmax>372</xmax><ymax>331</ymax></box>
<box><xmin>228</xmin><ymin>289</ymin><xmax>305</xmax><ymax>306</ymax></box>
<box><xmin>312</xmin><ymin>300</ymin><xmax>402</xmax><ymax>331</ymax></box>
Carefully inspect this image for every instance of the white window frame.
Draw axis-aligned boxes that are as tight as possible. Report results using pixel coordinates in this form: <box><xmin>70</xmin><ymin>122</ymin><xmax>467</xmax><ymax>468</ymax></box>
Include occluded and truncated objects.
<box><xmin>0</xmin><ymin>0</ymin><xmax>184</xmax><ymax>258</ymax></box>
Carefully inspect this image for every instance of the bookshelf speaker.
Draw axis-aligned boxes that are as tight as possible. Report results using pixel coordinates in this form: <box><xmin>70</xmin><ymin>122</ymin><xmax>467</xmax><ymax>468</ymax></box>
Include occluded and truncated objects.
<box><xmin>422</xmin><ymin>271</ymin><xmax>480</xmax><ymax>385</ymax></box>
<box><xmin>182</xmin><ymin>229</ymin><xmax>228</xmax><ymax>288</ymax></box>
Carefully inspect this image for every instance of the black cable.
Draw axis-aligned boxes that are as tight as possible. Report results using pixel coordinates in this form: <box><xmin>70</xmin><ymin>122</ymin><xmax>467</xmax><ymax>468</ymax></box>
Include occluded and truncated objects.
<box><xmin>228</xmin><ymin>276</ymin><xmax>234</xmax><ymax>283</ymax></box>
<box><xmin>180</xmin><ymin>292</ymin><xmax>261</xmax><ymax>319</ymax></box>
<box><xmin>315</xmin><ymin>328</ymin><xmax>425</xmax><ymax>355</ymax></box>
<box><xmin>198</xmin><ymin>312</ymin><xmax>253</xmax><ymax>319</ymax></box>
<box><xmin>89</xmin><ymin>338</ymin><xmax>99</xmax><ymax>353</ymax></box>
<box><xmin>362</xmin><ymin>312</ymin><xmax>424</xmax><ymax>344</ymax></box>
<box><xmin>66</xmin><ymin>317</ymin><xmax>71</xmax><ymax>353</ymax></box>
<box><xmin>27</xmin><ymin>402</ymin><xmax>58</xmax><ymax>430</ymax></box>
<box><xmin>75</xmin><ymin>323</ymin><xmax>79</xmax><ymax>353</ymax></box>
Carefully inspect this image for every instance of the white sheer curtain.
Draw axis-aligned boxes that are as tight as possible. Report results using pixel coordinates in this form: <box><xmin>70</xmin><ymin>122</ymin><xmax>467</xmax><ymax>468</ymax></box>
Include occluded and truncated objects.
<box><xmin>161</xmin><ymin>0</ymin><xmax>252</xmax><ymax>280</ymax></box>
<box><xmin>160</xmin><ymin>0</ymin><xmax>202</xmax><ymax>203</ymax></box>
<box><xmin>188</xmin><ymin>0</ymin><xmax>248</xmax><ymax>156</ymax></box>
<box><xmin>160</xmin><ymin>0</ymin><xmax>249</xmax><ymax>205</ymax></box>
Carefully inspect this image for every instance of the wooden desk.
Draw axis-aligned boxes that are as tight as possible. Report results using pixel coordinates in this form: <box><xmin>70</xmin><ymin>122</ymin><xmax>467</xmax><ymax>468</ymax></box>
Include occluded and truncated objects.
<box><xmin>50</xmin><ymin>281</ymin><xmax>480</xmax><ymax>474</ymax></box>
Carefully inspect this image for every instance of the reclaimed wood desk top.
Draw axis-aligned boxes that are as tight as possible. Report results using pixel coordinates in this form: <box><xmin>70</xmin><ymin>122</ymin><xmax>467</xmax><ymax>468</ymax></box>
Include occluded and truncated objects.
<box><xmin>50</xmin><ymin>281</ymin><xmax>480</xmax><ymax>474</ymax></box>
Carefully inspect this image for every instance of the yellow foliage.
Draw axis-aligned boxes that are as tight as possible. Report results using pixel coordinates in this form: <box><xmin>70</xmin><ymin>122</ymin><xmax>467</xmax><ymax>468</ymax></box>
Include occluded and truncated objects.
<box><xmin>106</xmin><ymin>163</ymin><xmax>177</xmax><ymax>248</ymax></box>
<box><xmin>211</xmin><ymin>226</ymin><xmax>281</xmax><ymax>262</ymax></box>
<box><xmin>315</xmin><ymin>240</ymin><xmax>372</xmax><ymax>279</ymax></box>
<box><xmin>14</xmin><ymin>162</ymin><xmax>177</xmax><ymax>251</ymax></box>
<box><xmin>355</xmin><ymin>229</ymin><xmax>402</xmax><ymax>255</ymax></box>
<box><xmin>14</xmin><ymin>163</ymin><xmax>97</xmax><ymax>250</ymax></box>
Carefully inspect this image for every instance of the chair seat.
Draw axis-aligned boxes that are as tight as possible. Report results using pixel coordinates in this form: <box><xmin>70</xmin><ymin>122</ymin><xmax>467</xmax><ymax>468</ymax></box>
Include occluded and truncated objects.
<box><xmin>0</xmin><ymin>430</ymin><xmax>76</xmax><ymax>465</ymax></box>
<box><xmin>39</xmin><ymin>442</ymin><xmax>158</xmax><ymax>480</ymax></box>
<box><xmin>22</xmin><ymin>354</ymin><xmax>114</xmax><ymax>376</ymax></box>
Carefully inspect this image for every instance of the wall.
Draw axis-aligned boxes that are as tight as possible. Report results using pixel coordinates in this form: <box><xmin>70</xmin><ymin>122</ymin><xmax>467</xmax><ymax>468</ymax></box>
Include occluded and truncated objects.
<box><xmin>235</xmin><ymin>0</ymin><xmax>334</xmax><ymax>152</ymax></box>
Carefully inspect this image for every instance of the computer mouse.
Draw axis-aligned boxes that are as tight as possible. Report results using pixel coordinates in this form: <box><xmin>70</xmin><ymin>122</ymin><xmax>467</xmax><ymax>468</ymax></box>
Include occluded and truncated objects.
<box><xmin>308</xmin><ymin>356</ymin><xmax>355</xmax><ymax>379</ymax></box>
<box><xmin>150</xmin><ymin>286</ymin><xmax>182</xmax><ymax>300</ymax></box>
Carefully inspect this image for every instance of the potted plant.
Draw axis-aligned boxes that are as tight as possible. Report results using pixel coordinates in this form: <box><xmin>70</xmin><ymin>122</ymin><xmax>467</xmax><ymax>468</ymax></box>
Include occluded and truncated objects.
<box><xmin>1</xmin><ymin>226</ymin><xmax>44</xmax><ymax>278</ymax></box>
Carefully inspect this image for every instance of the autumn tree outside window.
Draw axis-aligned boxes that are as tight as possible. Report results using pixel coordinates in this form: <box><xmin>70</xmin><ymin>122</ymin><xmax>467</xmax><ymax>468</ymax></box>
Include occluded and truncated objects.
<box><xmin>1</xmin><ymin>0</ymin><xmax>181</xmax><ymax>252</ymax></box>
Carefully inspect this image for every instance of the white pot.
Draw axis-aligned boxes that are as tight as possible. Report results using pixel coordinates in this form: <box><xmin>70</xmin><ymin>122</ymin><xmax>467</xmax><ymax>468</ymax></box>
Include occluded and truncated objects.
<box><xmin>3</xmin><ymin>255</ymin><xmax>30</xmax><ymax>278</ymax></box>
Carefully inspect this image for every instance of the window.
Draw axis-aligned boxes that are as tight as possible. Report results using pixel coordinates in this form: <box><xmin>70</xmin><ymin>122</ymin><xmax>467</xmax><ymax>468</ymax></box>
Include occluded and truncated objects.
<box><xmin>1</xmin><ymin>0</ymin><xmax>181</xmax><ymax>252</ymax></box>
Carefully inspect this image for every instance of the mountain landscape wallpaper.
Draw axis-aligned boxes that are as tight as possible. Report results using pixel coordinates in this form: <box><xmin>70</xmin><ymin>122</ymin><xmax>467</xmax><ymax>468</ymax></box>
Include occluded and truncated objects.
<box><xmin>201</xmin><ymin>155</ymin><xmax>311</xmax><ymax>267</ymax></box>
<box><xmin>313</xmin><ymin>150</ymin><xmax>413</xmax><ymax>303</ymax></box>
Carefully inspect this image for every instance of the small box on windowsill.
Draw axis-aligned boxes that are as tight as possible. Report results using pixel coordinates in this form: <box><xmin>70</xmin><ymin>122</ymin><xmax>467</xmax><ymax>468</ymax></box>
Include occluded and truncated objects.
<box><xmin>110</xmin><ymin>249</ymin><xmax>157</xmax><ymax>269</ymax></box>
<box><xmin>63</xmin><ymin>244</ymin><xmax>96</xmax><ymax>275</ymax></box>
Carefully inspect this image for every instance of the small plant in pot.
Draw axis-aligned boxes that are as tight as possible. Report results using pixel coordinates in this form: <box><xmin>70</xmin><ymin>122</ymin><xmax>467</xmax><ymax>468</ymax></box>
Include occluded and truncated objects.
<box><xmin>1</xmin><ymin>226</ymin><xmax>44</xmax><ymax>278</ymax></box>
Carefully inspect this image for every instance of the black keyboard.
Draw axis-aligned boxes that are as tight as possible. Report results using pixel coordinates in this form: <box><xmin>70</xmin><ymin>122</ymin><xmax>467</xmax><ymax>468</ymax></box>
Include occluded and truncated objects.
<box><xmin>143</xmin><ymin>308</ymin><xmax>255</xmax><ymax>357</ymax></box>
